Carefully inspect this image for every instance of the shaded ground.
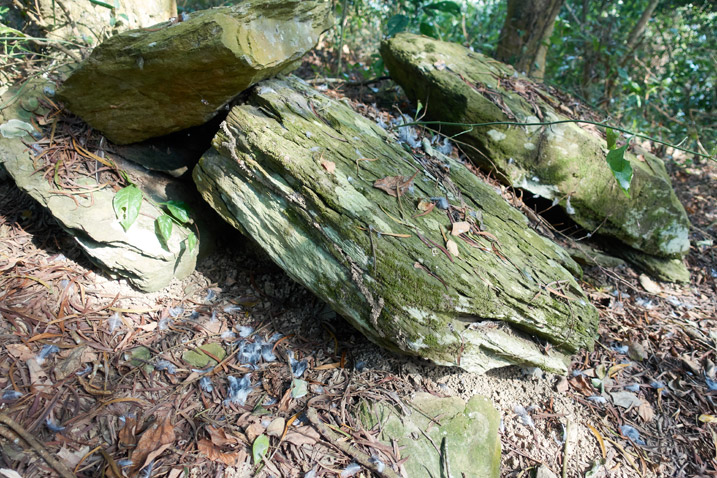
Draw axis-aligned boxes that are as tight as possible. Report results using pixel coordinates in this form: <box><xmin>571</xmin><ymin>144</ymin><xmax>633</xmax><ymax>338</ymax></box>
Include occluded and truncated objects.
<box><xmin>1</xmin><ymin>69</ymin><xmax>716</xmax><ymax>478</ymax></box>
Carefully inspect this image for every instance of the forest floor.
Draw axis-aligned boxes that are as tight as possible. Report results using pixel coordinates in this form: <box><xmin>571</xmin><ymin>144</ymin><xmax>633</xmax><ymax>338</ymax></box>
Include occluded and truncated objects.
<box><xmin>1</xmin><ymin>58</ymin><xmax>716</xmax><ymax>478</ymax></box>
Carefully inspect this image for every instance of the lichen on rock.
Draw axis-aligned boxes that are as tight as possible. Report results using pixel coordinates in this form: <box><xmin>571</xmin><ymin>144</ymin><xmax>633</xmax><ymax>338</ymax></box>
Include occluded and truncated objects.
<box><xmin>194</xmin><ymin>76</ymin><xmax>599</xmax><ymax>374</ymax></box>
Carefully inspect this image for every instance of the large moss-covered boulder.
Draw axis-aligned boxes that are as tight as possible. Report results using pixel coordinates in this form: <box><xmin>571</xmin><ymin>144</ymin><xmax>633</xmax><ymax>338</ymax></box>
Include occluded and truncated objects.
<box><xmin>57</xmin><ymin>0</ymin><xmax>332</xmax><ymax>145</ymax></box>
<box><xmin>381</xmin><ymin>33</ymin><xmax>690</xmax><ymax>264</ymax></box>
<box><xmin>0</xmin><ymin>80</ymin><xmax>208</xmax><ymax>292</ymax></box>
<box><xmin>194</xmin><ymin>76</ymin><xmax>599</xmax><ymax>374</ymax></box>
<box><xmin>360</xmin><ymin>393</ymin><xmax>501</xmax><ymax>478</ymax></box>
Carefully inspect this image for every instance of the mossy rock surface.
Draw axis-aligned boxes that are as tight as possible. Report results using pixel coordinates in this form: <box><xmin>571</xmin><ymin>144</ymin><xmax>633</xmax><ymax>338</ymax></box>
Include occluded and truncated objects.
<box><xmin>58</xmin><ymin>0</ymin><xmax>332</xmax><ymax>145</ymax></box>
<box><xmin>381</xmin><ymin>33</ymin><xmax>690</xmax><ymax>264</ymax></box>
<box><xmin>194</xmin><ymin>76</ymin><xmax>599</xmax><ymax>374</ymax></box>
<box><xmin>359</xmin><ymin>393</ymin><xmax>501</xmax><ymax>478</ymax></box>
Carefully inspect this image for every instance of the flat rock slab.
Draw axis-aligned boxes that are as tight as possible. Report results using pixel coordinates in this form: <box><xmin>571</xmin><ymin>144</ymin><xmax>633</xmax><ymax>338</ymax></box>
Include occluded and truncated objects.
<box><xmin>359</xmin><ymin>393</ymin><xmax>500</xmax><ymax>478</ymax></box>
<box><xmin>194</xmin><ymin>76</ymin><xmax>599</xmax><ymax>374</ymax></box>
<box><xmin>0</xmin><ymin>81</ymin><xmax>204</xmax><ymax>292</ymax></box>
<box><xmin>58</xmin><ymin>0</ymin><xmax>332</xmax><ymax>145</ymax></box>
<box><xmin>381</xmin><ymin>33</ymin><xmax>690</xmax><ymax>262</ymax></box>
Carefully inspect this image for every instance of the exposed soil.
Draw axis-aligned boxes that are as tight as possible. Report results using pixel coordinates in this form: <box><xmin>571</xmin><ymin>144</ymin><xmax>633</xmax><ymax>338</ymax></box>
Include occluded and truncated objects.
<box><xmin>1</xmin><ymin>63</ymin><xmax>716</xmax><ymax>478</ymax></box>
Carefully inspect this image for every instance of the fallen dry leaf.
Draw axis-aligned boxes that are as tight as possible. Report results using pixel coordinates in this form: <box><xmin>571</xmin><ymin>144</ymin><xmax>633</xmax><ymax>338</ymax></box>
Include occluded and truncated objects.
<box><xmin>207</xmin><ymin>426</ymin><xmax>245</xmax><ymax>447</ymax></box>
<box><xmin>610</xmin><ymin>391</ymin><xmax>642</xmax><ymax>409</ymax></box>
<box><xmin>6</xmin><ymin>344</ymin><xmax>33</xmax><ymax>360</ymax></box>
<box><xmin>638</xmin><ymin>401</ymin><xmax>655</xmax><ymax>422</ymax></box>
<box><xmin>320</xmin><ymin>160</ymin><xmax>336</xmax><ymax>173</ymax></box>
<box><xmin>131</xmin><ymin>414</ymin><xmax>175</xmax><ymax>473</ymax></box>
<box><xmin>26</xmin><ymin>358</ymin><xmax>52</xmax><ymax>392</ymax></box>
<box><xmin>373</xmin><ymin>170</ymin><xmax>418</xmax><ymax>197</ymax></box>
<box><xmin>451</xmin><ymin>221</ymin><xmax>471</xmax><ymax>236</ymax></box>
<box><xmin>118</xmin><ymin>415</ymin><xmax>138</xmax><ymax>448</ymax></box>
<box><xmin>284</xmin><ymin>426</ymin><xmax>320</xmax><ymax>447</ymax></box>
<box><xmin>57</xmin><ymin>446</ymin><xmax>90</xmax><ymax>468</ymax></box>
<box><xmin>197</xmin><ymin>439</ymin><xmax>247</xmax><ymax>466</ymax></box>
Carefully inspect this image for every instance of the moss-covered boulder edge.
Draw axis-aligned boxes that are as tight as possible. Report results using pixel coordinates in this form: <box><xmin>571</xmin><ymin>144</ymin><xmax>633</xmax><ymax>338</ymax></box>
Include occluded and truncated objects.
<box><xmin>58</xmin><ymin>0</ymin><xmax>332</xmax><ymax>145</ymax></box>
<box><xmin>194</xmin><ymin>76</ymin><xmax>599</xmax><ymax>374</ymax></box>
<box><xmin>380</xmin><ymin>34</ymin><xmax>690</xmax><ymax>272</ymax></box>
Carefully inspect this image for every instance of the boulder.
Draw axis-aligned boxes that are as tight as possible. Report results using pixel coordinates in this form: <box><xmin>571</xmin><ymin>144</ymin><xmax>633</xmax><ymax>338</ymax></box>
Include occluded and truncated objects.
<box><xmin>57</xmin><ymin>0</ymin><xmax>333</xmax><ymax>145</ymax></box>
<box><xmin>359</xmin><ymin>393</ymin><xmax>501</xmax><ymax>477</ymax></box>
<box><xmin>380</xmin><ymin>34</ymin><xmax>690</xmax><ymax>265</ymax></box>
<box><xmin>10</xmin><ymin>0</ymin><xmax>176</xmax><ymax>44</ymax></box>
<box><xmin>0</xmin><ymin>80</ymin><xmax>212</xmax><ymax>292</ymax></box>
<box><xmin>194</xmin><ymin>76</ymin><xmax>599</xmax><ymax>374</ymax></box>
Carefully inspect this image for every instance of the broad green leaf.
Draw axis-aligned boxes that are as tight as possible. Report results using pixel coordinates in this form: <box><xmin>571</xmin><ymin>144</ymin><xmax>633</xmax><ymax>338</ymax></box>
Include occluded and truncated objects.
<box><xmin>423</xmin><ymin>1</ymin><xmax>462</xmax><ymax>16</ymax></box>
<box><xmin>291</xmin><ymin>378</ymin><xmax>308</xmax><ymax>399</ymax></box>
<box><xmin>419</xmin><ymin>21</ymin><xmax>438</xmax><ymax>38</ymax></box>
<box><xmin>165</xmin><ymin>200</ymin><xmax>190</xmax><ymax>224</ymax></box>
<box><xmin>0</xmin><ymin>119</ymin><xmax>34</xmax><ymax>138</ymax></box>
<box><xmin>606</xmin><ymin>128</ymin><xmax>619</xmax><ymax>150</ymax></box>
<box><xmin>386</xmin><ymin>14</ymin><xmax>409</xmax><ymax>37</ymax></box>
<box><xmin>88</xmin><ymin>0</ymin><xmax>115</xmax><ymax>9</ymax></box>
<box><xmin>113</xmin><ymin>185</ymin><xmax>142</xmax><ymax>231</ymax></box>
<box><xmin>156</xmin><ymin>214</ymin><xmax>173</xmax><ymax>244</ymax></box>
<box><xmin>186</xmin><ymin>231</ymin><xmax>197</xmax><ymax>252</ymax></box>
<box><xmin>252</xmin><ymin>434</ymin><xmax>270</xmax><ymax>464</ymax></box>
<box><xmin>605</xmin><ymin>144</ymin><xmax>632</xmax><ymax>196</ymax></box>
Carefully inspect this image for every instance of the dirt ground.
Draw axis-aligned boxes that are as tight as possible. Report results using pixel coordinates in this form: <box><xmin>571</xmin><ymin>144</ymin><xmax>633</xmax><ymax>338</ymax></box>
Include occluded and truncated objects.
<box><xmin>1</xmin><ymin>72</ymin><xmax>716</xmax><ymax>478</ymax></box>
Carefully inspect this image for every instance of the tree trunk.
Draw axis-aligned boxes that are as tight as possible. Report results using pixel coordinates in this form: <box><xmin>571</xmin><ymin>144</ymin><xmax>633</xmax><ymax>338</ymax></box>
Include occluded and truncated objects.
<box><xmin>494</xmin><ymin>0</ymin><xmax>565</xmax><ymax>81</ymax></box>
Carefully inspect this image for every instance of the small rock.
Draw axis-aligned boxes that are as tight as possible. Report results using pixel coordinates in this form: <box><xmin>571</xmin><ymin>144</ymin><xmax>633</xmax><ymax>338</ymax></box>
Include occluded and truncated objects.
<box><xmin>554</xmin><ymin>376</ymin><xmax>569</xmax><ymax>393</ymax></box>
<box><xmin>638</xmin><ymin>274</ymin><xmax>662</xmax><ymax>294</ymax></box>
<box><xmin>627</xmin><ymin>342</ymin><xmax>647</xmax><ymax>362</ymax></box>
<box><xmin>266</xmin><ymin>417</ymin><xmax>285</xmax><ymax>437</ymax></box>
<box><xmin>535</xmin><ymin>464</ymin><xmax>558</xmax><ymax>478</ymax></box>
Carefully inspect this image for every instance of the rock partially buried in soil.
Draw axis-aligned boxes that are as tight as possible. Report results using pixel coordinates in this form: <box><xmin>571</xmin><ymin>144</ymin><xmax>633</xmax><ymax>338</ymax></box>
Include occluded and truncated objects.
<box><xmin>0</xmin><ymin>80</ymin><xmax>209</xmax><ymax>292</ymax></box>
<box><xmin>359</xmin><ymin>393</ymin><xmax>501</xmax><ymax>477</ymax></box>
<box><xmin>380</xmin><ymin>34</ymin><xmax>691</xmax><ymax>273</ymax></box>
<box><xmin>194</xmin><ymin>76</ymin><xmax>599</xmax><ymax>374</ymax></box>
<box><xmin>58</xmin><ymin>0</ymin><xmax>333</xmax><ymax>145</ymax></box>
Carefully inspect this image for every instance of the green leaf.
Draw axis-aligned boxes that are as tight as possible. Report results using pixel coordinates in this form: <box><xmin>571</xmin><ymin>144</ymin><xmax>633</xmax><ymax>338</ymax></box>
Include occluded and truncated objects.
<box><xmin>291</xmin><ymin>378</ymin><xmax>308</xmax><ymax>399</ymax></box>
<box><xmin>88</xmin><ymin>0</ymin><xmax>115</xmax><ymax>9</ymax></box>
<box><xmin>419</xmin><ymin>21</ymin><xmax>438</xmax><ymax>38</ymax></box>
<box><xmin>165</xmin><ymin>200</ymin><xmax>191</xmax><ymax>224</ymax></box>
<box><xmin>156</xmin><ymin>214</ymin><xmax>173</xmax><ymax>244</ymax></box>
<box><xmin>605</xmin><ymin>144</ymin><xmax>632</xmax><ymax>196</ymax></box>
<box><xmin>113</xmin><ymin>185</ymin><xmax>142</xmax><ymax>231</ymax></box>
<box><xmin>386</xmin><ymin>14</ymin><xmax>409</xmax><ymax>37</ymax></box>
<box><xmin>186</xmin><ymin>231</ymin><xmax>197</xmax><ymax>252</ymax></box>
<box><xmin>252</xmin><ymin>434</ymin><xmax>270</xmax><ymax>464</ymax></box>
<box><xmin>605</xmin><ymin>128</ymin><xmax>619</xmax><ymax>150</ymax></box>
<box><xmin>423</xmin><ymin>1</ymin><xmax>461</xmax><ymax>16</ymax></box>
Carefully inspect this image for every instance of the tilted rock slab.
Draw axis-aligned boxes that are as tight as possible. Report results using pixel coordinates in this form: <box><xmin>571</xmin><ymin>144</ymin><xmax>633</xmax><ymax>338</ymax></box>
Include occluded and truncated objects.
<box><xmin>0</xmin><ymin>81</ymin><xmax>204</xmax><ymax>292</ymax></box>
<box><xmin>58</xmin><ymin>0</ymin><xmax>332</xmax><ymax>145</ymax></box>
<box><xmin>194</xmin><ymin>76</ymin><xmax>599</xmax><ymax>374</ymax></box>
<box><xmin>381</xmin><ymin>34</ymin><xmax>690</xmax><ymax>263</ymax></box>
